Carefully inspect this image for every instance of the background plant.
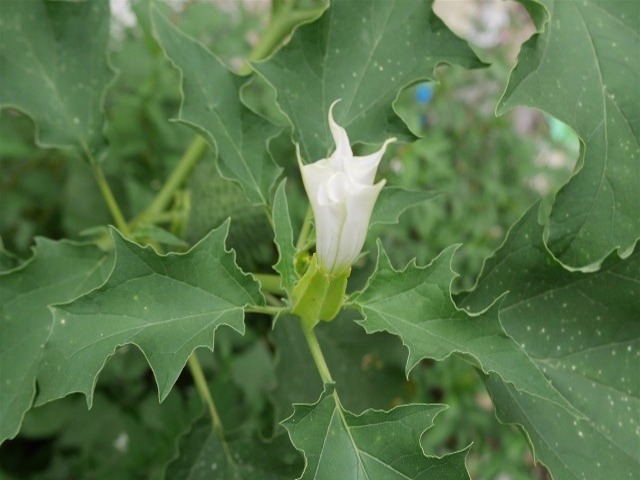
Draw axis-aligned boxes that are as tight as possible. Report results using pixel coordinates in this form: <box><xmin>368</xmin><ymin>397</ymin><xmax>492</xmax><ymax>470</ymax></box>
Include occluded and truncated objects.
<box><xmin>0</xmin><ymin>1</ymin><xmax>637</xmax><ymax>479</ymax></box>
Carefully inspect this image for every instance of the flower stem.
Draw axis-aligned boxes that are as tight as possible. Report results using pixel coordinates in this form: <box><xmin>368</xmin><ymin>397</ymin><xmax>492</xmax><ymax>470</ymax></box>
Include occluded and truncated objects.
<box><xmin>253</xmin><ymin>273</ymin><xmax>285</xmax><ymax>295</ymax></box>
<box><xmin>187</xmin><ymin>353</ymin><xmax>225</xmax><ymax>438</ymax></box>
<box><xmin>302</xmin><ymin>324</ymin><xmax>333</xmax><ymax>384</ymax></box>
<box><xmin>133</xmin><ymin>136</ymin><xmax>208</xmax><ymax>226</ymax></box>
<box><xmin>296</xmin><ymin>206</ymin><xmax>314</xmax><ymax>250</ymax></box>
<box><xmin>87</xmin><ymin>153</ymin><xmax>131</xmax><ymax>236</ymax></box>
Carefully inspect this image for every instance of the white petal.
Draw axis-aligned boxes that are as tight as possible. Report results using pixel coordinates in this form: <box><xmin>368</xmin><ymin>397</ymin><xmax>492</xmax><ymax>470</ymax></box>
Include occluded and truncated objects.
<box><xmin>328</xmin><ymin>100</ymin><xmax>352</xmax><ymax>165</ymax></box>
<box><xmin>347</xmin><ymin>137</ymin><xmax>396</xmax><ymax>185</ymax></box>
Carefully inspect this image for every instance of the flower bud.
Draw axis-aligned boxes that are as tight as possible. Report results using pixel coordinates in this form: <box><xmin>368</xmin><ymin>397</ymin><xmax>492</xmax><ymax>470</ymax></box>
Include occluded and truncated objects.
<box><xmin>298</xmin><ymin>100</ymin><xmax>395</xmax><ymax>275</ymax></box>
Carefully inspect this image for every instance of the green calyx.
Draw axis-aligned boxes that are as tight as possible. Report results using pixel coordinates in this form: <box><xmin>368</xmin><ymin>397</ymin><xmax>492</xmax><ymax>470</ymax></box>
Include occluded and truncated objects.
<box><xmin>291</xmin><ymin>254</ymin><xmax>350</xmax><ymax>331</ymax></box>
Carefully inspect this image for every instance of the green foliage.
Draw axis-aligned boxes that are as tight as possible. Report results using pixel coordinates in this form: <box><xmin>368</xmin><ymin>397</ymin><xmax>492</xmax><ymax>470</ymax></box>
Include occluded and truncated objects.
<box><xmin>461</xmin><ymin>203</ymin><xmax>640</xmax><ymax>478</ymax></box>
<box><xmin>0</xmin><ymin>0</ymin><xmax>637</xmax><ymax>478</ymax></box>
<box><xmin>499</xmin><ymin>0</ymin><xmax>640</xmax><ymax>270</ymax></box>
<box><xmin>284</xmin><ymin>385</ymin><xmax>469</xmax><ymax>479</ymax></box>
<box><xmin>36</xmin><ymin>223</ymin><xmax>263</xmax><ymax>406</ymax></box>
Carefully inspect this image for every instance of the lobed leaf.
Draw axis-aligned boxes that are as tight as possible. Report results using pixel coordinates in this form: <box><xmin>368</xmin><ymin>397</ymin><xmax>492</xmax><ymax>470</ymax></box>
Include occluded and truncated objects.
<box><xmin>0</xmin><ymin>239</ymin><xmax>112</xmax><ymax>443</ymax></box>
<box><xmin>501</xmin><ymin>0</ymin><xmax>640</xmax><ymax>270</ymax></box>
<box><xmin>461</xmin><ymin>203</ymin><xmax>640</xmax><ymax>478</ymax></box>
<box><xmin>283</xmin><ymin>385</ymin><xmax>469</xmax><ymax>479</ymax></box>
<box><xmin>151</xmin><ymin>8</ymin><xmax>283</xmax><ymax>206</ymax></box>
<box><xmin>0</xmin><ymin>0</ymin><xmax>113</xmax><ymax>157</ymax></box>
<box><xmin>36</xmin><ymin>222</ymin><xmax>264</xmax><ymax>406</ymax></box>
<box><xmin>370</xmin><ymin>187</ymin><xmax>439</xmax><ymax>227</ymax></box>
<box><xmin>254</xmin><ymin>0</ymin><xmax>485</xmax><ymax>162</ymax></box>
<box><xmin>351</xmin><ymin>243</ymin><xmax>577</xmax><ymax>415</ymax></box>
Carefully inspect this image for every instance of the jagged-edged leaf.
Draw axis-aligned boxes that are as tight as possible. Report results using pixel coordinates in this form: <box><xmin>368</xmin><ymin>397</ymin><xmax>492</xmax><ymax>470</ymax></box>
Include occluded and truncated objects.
<box><xmin>284</xmin><ymin>385</ymin><xmax>469</xmax><ymax>479</ymax></box>
<box><xmin>151</xmin><ymin>8</ymin><xmax>282</xmax><ymax>206</ymax></box>
<box><xmin>166</xmin><ymin>416</ymin><xmax>302</xmax><ymax>479</ymax></box>
<box><xmin>370</xmin><ymin>187</ymin><xmax>439</xmax><ymax>226</ymax></box>
<box><xmin>254</xmin><ymin>0</ymin><xmax>485</xmax><ymax>161</ymax></box>
<box><xmin>36</xmin><ymin>222</ymin><xmax>264</xmax><ymax>406</ymax></box>
<box><xmin>500</xmin><ymin>0</ymin><xmax>640</xmax><ymax>270</ymax></box>
<box><xmin>271</xmin><ymin>313</ymin><xmax>410</xmax><ymax>422</ymax></box>
<box><xmin>0</xmin><ymin>239</ymin><xmax>112</xmax><ymax>443</ymax></box>
<box><xmin>350</xmin><ymin>243</ymin><xmax>576</xmax><ymax>414</ymax></box>
<box><xmin>461</xmin><ymin>203</ymin><xmax>640</xmax><ymax>478</ymax></box>
<box><xmin>272</xmin><ymin>180</ymin><xmax>297</xmax><ymax>295</ymax></box>
<box><xmin>0</xmin><ymin>0</ymin><xmax>113</xmax><ymax>157</ymax></box>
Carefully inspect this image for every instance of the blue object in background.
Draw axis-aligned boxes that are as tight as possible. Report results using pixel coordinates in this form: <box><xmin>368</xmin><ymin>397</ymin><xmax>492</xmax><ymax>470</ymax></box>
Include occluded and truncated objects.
<box><xmin>415</xmin><ymin>83</ymin><xmax>433</xmax><ymax>104</ymax></box>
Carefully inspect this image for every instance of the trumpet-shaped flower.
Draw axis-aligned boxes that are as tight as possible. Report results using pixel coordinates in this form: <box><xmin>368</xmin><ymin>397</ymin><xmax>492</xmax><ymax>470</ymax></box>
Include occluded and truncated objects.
<box><xmin>299</xmin><ymin>100</ymin><xmax>395</xmax><ymax>275</ymax></box>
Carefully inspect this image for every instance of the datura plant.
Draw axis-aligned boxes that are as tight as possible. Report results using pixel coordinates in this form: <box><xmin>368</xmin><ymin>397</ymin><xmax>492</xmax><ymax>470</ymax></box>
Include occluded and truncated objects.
<box><xmin>292</xmin><ymin>100</ymin><xmax>395</xmax><ymax>330</ymax></box>
<box><xmin>0</xmin><ymin>1</ymin><xmax>638</xmax><ymax>479</ymax></box>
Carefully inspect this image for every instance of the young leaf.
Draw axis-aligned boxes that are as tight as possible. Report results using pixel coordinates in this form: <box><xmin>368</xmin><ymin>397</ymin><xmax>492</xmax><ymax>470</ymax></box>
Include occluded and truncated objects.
<box><xmin>272</xmin><ymin>180</ymin><xmax>297</xmax><ymax>295</ymax></box>
<box><xmin>283</xmin><ymin>385</ymin><xmax>469</xmax><ymax>479</ymax></box>
<box><xmin>166</xmin><ymin>417</ymin><xmax>302</xmax><ymax>479</ymax></box>
<box><xmin>254</xmin><ymin>0</ymin><xmax>485</xmax><ymax>161</ymax></box>
<box><xmin>461</xmin><ymin>203</ymin><xmax>640</xmax><ymax>478</ymax></box>
<box><xmin>500</xmin><ymin>0</ymin><xmax>640</xmax><ymax>270</ymax></box>
<box><xmin>36</xmin><ymin>222</ymin><xmax>264</xmax><ymax>406</ymax></box>
<box><xmin>370</xmin><ymin>187</ymin><xmax>439</xmax><ymax>226</ymax></box>
<box><xmin>151</xmin><ymin>8</ymin><xmax>283</xmax><ymax>206</ymax></box>
<box><xmin>350</xmin><ymin>243</ymin><xmax>577</xmax><ymax>415</ymax></box>
<box><xmin>0</xmin><ymin>239</ymin><xmax>113</xmax><ymax>443</ymax></box>
<box><xmin>0</xmin><ymin>0</ymin><xmax>113</xmax><ymax>157</ymax></box>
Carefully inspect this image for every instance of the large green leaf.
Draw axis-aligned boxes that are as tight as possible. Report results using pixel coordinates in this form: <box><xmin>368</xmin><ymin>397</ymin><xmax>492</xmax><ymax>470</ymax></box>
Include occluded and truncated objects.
<box><xmin>350</xmin><ymin>243</ymin><xmax>577</xmax><ymax>415</ymax></box>
<box><xmin>36</xmin><ymin>222</ymin><xmax>264</xmax><ymax>406</ymax></box>
<box><xmin>461</xmin><ymin>204</ymin><xmax>640</xmax><ymax>479</ymax></box>
<box><xmin>151</xmin><ymin>8</ymin><xmax>282</xmax><ymax>205</ymax></box>
<box><xmin>284</xmin><ymin>385</ymin><xmax>469</xmax><ymax>479</ymax></box>
<box><xmin>0</xmin><ymin>239</ymin><xmax>112</xmax><ymax>443</ymax></box>
<box><xmin>254</xmin><ymin>0</ymin><xmax>485</xmax><ymax>161</ymax></box>
<box><xmin>166</xmin><ymin>417</ymin><xmax>302</xmax><ymax>480</ymax></box>
<box><xmin>500</xmin><ymin>0</ymin><xmax>640</xmax><ymax>270</ymax></box>
<box><xmin>0</xmin><ymin>0</ymin><xmax>113</xmax><ymax>157</ymax></box>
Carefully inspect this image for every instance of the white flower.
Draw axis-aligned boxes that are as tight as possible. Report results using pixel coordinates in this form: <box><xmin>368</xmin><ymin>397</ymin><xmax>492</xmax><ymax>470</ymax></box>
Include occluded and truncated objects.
<box><xmin>298</xmin><ymin>100</ymin><xmax>395</xmax><ymax>275</ymax></box>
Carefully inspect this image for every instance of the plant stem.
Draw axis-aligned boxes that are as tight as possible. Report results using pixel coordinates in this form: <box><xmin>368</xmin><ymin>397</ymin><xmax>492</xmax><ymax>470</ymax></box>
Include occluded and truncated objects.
<box><xmin>245</xmin><ymin>304</ymin><xmax>285</xmax><ymax>316</ymax></box>
<box><xmin>302</xmin><ymin>324</ymin><xmax>333</xmax><ymax>384</ymax></box>
<box><xmin>187</xmin><ymin>353</ymin><xmax>226</xmax><ymax>439</ymax></box>
<box><xmin>88</xmin><ymin>156</ymin><xmax>131</xmax><ymax>236</ymax></box>
<box><xmin>296</xmin><ymin>206</ymin><xmax>314</xmax><ymax>250</ymax></box>
<box><xmin>254</xmin><ymin>273</ymin><xmax>285</xmax><ymax>295</ymax></box>
<box><xmin>134</xmin><ymin>136</ymin><xmax>208</xmax><ymax>226</ymax></box>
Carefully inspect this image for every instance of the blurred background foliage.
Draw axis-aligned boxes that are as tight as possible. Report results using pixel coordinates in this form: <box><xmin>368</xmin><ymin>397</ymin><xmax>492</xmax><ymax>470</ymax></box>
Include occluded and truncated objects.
<box><xmin>0</xmin><ymin>0</ymin><xmax>578</xmax><ymax>479</ymax></box>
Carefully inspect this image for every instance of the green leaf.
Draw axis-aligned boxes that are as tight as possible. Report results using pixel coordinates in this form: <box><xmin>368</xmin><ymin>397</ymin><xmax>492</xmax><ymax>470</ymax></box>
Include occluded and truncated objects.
<box><xmin>254</xmin><ymin>0</ymin><xmax>485</xmax><ymax>162</ymax></box>
<box><xmin>151</xmin><ymin>8</ymin><xmax>283</xmax><ymax>205</ymax></box>
<box><xmin>0</xmin><ymin>239</ymin><xmax>112</xmax><ymax>443</ymax></box>
<box><xmin>284</xmin><ymin>385</ymin><xmax>469</xmax><ymax>479</ymax></box>
<box><xmin>271</xmin><ymin>313</ymin><xmax>411</xmax><ymax>422</ymax></box>
<box><xmin>461</xmin><ymin>203</ymin><xmax>640</xmax><ymax>478</ymax></box>
<box><xmin>370</xmin><ymin>187</ymin><xmax>439</xmax><ymax>226</ymax></box>
<box><xmin>0</xmin><ymin>0</ymin><xmax>113</xmax><ymax>157</ymax></box>
<box><xmin>351</xmin><ymin>243</ymin><xmax>577</xmax><ymax>415</ymax></box>
<box><xmin>166</xmin><ymin>417</ymin><xmax>302</xmax><ymax>479</ymax></box>
<box><xmin>272</xmin><ymin>180</ymin><xmax>297</xmax><ymax>295</ymax></box>
<box><xmin>36</xmin><ymin>222</ymin><xmax>264</xmax><ymax>406</ymax></box>
<box><xmin>499</xmin><ymin>0</ymin><xmax>640</xmax><ymax>270</ymax></box>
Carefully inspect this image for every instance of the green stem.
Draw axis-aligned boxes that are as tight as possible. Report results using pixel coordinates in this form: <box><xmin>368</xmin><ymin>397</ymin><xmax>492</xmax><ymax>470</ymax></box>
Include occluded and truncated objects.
<box><xmin>187</xmin><ymin>353</ymin><xmax>226</xmax><ymax>439</ymax></box>
<box><xmin>245</xmin><ymin>304</ymin><xmax>285</xmax><ymax>316</ymax></box>
<box><xmin>254</xmin><ymin>273</ymin><xmax>285</xmax><ymax>295</ymax></box>
<box><xmin>296</xmin><ymin>206</ymin><xmax>314</xmax><ymax>250</ymax></box>
<box><xmin>134</xmin><ymin>136</ymin><xmax>208</xmax><ymax>226</ymax></box>
<box><xmin>89</xmin><ymin>158</ymin><xmax>131</xmax><ymax>236</ymax></box>
<box><xmin>302</xmin><ymin>324</ymin><xmax>333</xmax><ymax>384</ymax></box>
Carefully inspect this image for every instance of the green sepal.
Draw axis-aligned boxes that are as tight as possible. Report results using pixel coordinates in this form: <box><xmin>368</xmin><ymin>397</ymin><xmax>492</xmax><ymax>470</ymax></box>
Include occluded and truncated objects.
<box><xmin>291</xmin><ymin>254</ymin><xmax>350</xmax><ymax>330</ymax></box>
